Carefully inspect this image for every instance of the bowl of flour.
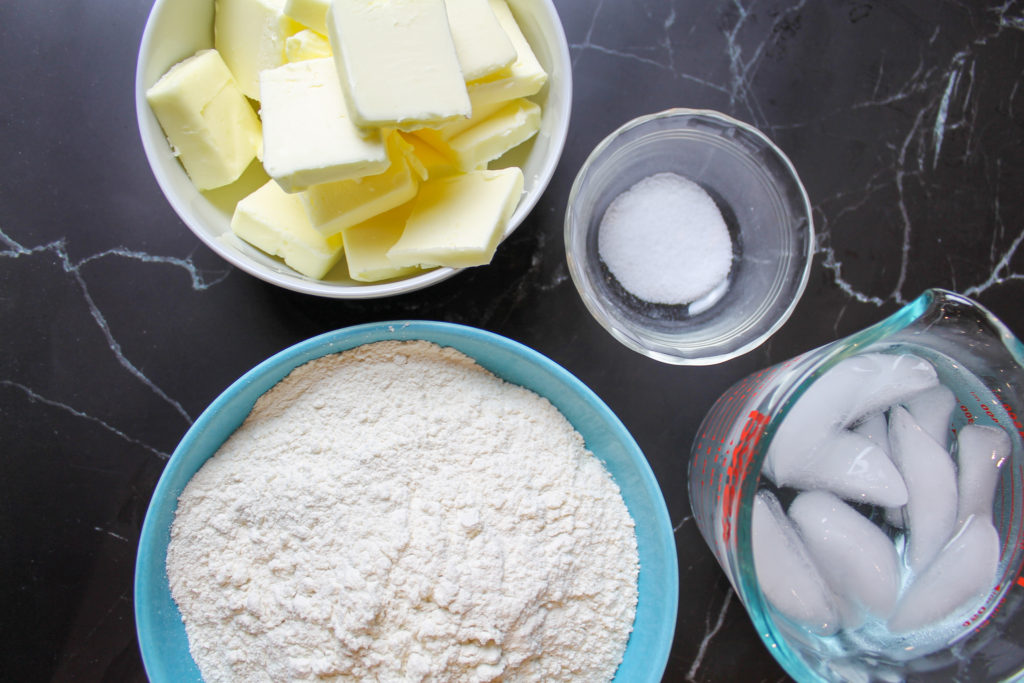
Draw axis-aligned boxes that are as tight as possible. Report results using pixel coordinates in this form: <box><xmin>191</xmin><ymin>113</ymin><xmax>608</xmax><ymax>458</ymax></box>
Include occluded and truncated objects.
<box><xmin>135</xmin><ymin>321</ymin><xmax>677</xmax><ymax>682</ymax></box>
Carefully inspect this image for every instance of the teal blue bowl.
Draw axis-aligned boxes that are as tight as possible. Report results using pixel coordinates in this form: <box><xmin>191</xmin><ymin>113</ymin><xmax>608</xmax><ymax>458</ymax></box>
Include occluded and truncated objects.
<box><xmin>135</xmin><ymin>320</ymin><xmax>678</xmax><ymax>682</ymax></box>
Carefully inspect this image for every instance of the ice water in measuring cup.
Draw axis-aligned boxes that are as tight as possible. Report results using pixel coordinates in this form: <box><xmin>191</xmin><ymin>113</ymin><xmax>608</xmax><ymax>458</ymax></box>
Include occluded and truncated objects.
<box><xmin>752</xmin><ymin>345</ymin><xmax>1015</xmax><ymax>661</ymax></box>
<box><xmin>689</xmin><ymin>290</ymin><xmax>1024</xmax><ymax>680</ymax></box>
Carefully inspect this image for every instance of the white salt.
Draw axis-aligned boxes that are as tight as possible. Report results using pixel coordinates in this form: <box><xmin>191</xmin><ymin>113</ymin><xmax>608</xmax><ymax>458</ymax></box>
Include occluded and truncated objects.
<box><xmin>597</xmin><ymin>172</ymin><xmax>733</xmax><ymax>305</ymax></box>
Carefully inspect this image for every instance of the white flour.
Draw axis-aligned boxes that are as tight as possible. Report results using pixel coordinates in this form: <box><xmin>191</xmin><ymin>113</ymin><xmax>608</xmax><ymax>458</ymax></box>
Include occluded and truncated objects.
<box><xmin>166</xmin><ymin>340</ymin><xmax>639</xmax><ymax>682</ymax></box>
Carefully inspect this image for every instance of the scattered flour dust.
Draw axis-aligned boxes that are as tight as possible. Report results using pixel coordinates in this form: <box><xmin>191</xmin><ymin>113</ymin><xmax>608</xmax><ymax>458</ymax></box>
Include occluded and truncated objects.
<box><xmin>597</xmin><ymin>172</ymin><xmax>733</xmax><ymax>305</ymax></box>
<box><xmin>167</xmin><ymin>340</ymin><xmax>639</xmax><ymax>683</ymax></box>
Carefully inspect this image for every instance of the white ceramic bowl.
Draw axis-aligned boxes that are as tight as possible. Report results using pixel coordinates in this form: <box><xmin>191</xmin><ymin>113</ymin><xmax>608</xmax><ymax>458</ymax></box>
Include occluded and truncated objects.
<box><xmin>136</xmin><ymin>0</ymin><xmax>571</xmax><ymax>298</ymax></box>
<box><xmin>135</xmin><ymin>321</ymin><xmax>678</xmax><ymax>682</ymax></box>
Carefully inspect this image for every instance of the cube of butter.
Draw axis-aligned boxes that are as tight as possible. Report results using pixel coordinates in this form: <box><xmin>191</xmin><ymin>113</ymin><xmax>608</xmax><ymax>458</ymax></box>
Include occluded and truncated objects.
<box><xmin>283</xmin><ymin>0</ymin><xmax>329</xmax><ymax>34</ymax></box>
<box><xmin>326</xmin><ymin>0</ymin><xmax>471</xmax><ymax>129</ymax></box>
<box><xmin>387</xmin><ymin>167</ymin><xmax>524</xmax><ymax>268</ymax></box>
<box><xmin>259</xmin><ymin>58</ymin><xmax>388</xmax><ymax>192</ymax></box>
<box><xmin>411</xmin><ymin>99</ymin><xmax>506</xmax><ymax>153</ymax></box>
<box><xmin>467</xmin><ymin>0</ymin><xmax>548</xmax><ymax>108</ymax></box>
<box><xmin>215</xmin><ymin>0</ymin><xmax>302</xmax><ymax>100</ymax></box>
<box><xmin>446</xmin><ymin>98</ymin><xmax>541</xmax><ymax>171</ymax></box>
<box><xmin>398</xmin><ymin>132</ymin><xmax>459</xmax><ymax>179</ymax></box>
<box><xmin>231</xmin><ymin>179</ymin><xmax>344</xmax><ymax>279</ymax></box>
<box><xmin>303</xmin><ymin>133</ymin><xmax>421</xmax><ymax>237</ymax></box>
<box><xmin>146</xmin><ymin>49</ymin><xmax>262</xmax><ymax>191</ymax></box>
<box><xmin>341</xmin><ymin>203</ymin><xmax>422</xmax><ymax>282</ymax></box>
<box><xmin>284</xmin><ymin>29</ymin><xmax>332</xmax><ymax>63</ymax></box>
<box><xmin>444</xmin><ymin>0</ymin><xmax>517</xmax><ymax>82</ymax></box>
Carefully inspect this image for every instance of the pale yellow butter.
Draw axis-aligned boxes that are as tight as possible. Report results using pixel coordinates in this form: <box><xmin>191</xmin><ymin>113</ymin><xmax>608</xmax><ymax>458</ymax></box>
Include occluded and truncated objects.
<box><xmin>326</xmin><ymin>0</ymin><xmax>471</xmax><ymax>129</ymax></box>
<box><xmin>445</xmin><ymin>0</ymin><xmax>517</xmax><ymax>82</ymax></box>
<box><xmin>283</xmin><ymin>0</ymin><xmax>329</xmax><ymax>34</ymax></box>
<box><xmin>215</xmin><ymin>0</ymin><xmax>302</xmax><ymax>100</ymax></box>
<box><xmin>231</xmin><ymin>179</ymin><xmax>344</xmax><ymax>279</ymax></box>
<box><xmin>387</xmin><ymin>167</ymin><xmax>524</xmax><ymax>268</ymax></box>
<box><xmin>341</xmin><ymin>203</ymin><xmax>422</xmax><ymax>282</ymax></box>
<box><xmin>302</xmin><ymin>133</ymin><xmax>421</xmax><ymax>237</ymax></box>
<box><xmin>447</xmin><ymin>98</ymin><xmax>541</xmax><ymax>170</ymax></box>
<box><xmin>146</xmin><ymin>49</ymin><xmax>262</xmax><ymax>191</ymax></box>
<box><xmin>411</xmin><ymin>98</ymin><xmax>506</xmax><ymax>152</ymax></box>
<box><xmin>284</xmin><ymin>28</ymin><xmax>331</xmax><ymax>62</ymax></box>
<box><xmin>259</xmin><ymin>58</ymin><xmax>388</xmax><ymax>193</ymax></box>
<box><xmin>398</xmin><ymin>132</ymin><xmax>459</xmax><ymax>179</ymax></box>
<box><xmin>467</xmin><ymin>0</ymin><xmax>548</xmax><ymax>108</ymax></box>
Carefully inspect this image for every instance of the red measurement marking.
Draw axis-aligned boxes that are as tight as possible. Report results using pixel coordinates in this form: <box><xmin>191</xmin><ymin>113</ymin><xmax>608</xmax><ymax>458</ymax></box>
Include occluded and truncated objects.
<box><xmin>1015</xmin><ymin>577</ymin><xmax>1024</xmax><ymax>588</ymax></box>
<box><xmin>699</xmin><ymin>401</ymin><xmax>723</xmax><ymax>444</ymax></box>
<box><xmin>1002</xmin><ymin>401</ymin><xmax>1024</xmax><ymax>441</ymax></box>
<box><xmin>723</xmin><ymin>396</ymin><xmax>747</xmax><ymax>442</ymax></box>
<box><xmin>717</xmin><ymin>393</ymin><xmax>742</xmax><ymax>439</ymax></box>
<box><xmin>976</xmin><ymin>394</ymin><xmax>999</xmax><ymax>424</ymax></box>
<box><xmin>720</xmin><ymin>409</ymin><xmax>770</xmax><ymax>545</ymax></box>
<box><xmin>1003</xmin><ymin>462</ymin><xmax>1018</xmax><ymax>562</ymax></box>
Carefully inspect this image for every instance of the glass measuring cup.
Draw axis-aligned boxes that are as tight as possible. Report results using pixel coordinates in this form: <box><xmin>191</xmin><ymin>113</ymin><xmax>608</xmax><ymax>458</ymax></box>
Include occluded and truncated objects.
<box><xmin>688</xmin><ymin>288</ymin><xmax>1024</xmax><ymax>681</ymax></box>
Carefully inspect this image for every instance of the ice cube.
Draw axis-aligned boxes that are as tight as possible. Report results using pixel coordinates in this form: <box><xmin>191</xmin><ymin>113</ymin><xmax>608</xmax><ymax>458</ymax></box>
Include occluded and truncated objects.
<box><xmin>884</xmin><ymin>506</ymin><xmax>906</xmax><ymax>530</ymax></box>
<box><xmin>887</xmin><ymin>514</ymin><xmax>1000</xmax><ymax>633</ymax></box>
<box><xmin>903</xmin><ymin>384</ymin><xmax>956</xmax><ymax>449</ymax></box>
<box><xmin>955</xmin><ymin>423</ymin><xmax>1011</xmax><ymax>527</ymax></box>
<box><xmin>852</xmin><ymin>412</ymin><xmax>890</xmax><ymax>455</ymax></box>
<box><xmin>853</xmin><ymin>412</ymin><xmax>907</xmax><ymax>527</ymax></box>
<box><xmin>888</xmin><ymin>406</ymin><xmax>958</xmax><ymax>572</ymax></box>
<box><xmin>848</xmin><ymin>354</ymin><xmax>940</xmax><ymax>418</ymax></box>
<box><xmin>771</xmin><ymin>430</ymin><xmax>908</xmax><ymax>507</ymax></box>
<box><xmin>789</xmin><ymin>490</ymin><xmax>901</xmax><ymax>621</ymax></box>
<box><xmin>766</xmin><ymin>353</ymin><xmax>938</xmax><ymax>485</ymax></box>
<box><xmin>752</xmin><ymin>490</ymin><xmax>841</xmax><ymax>636</ymax></box>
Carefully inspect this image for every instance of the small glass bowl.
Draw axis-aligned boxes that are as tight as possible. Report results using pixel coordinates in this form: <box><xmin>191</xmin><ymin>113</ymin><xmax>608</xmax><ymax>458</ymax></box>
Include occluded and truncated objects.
<box><xmin>564</xmin><ymin>108</ymin><xmax>814</xmax><ymax>365</ymax></box>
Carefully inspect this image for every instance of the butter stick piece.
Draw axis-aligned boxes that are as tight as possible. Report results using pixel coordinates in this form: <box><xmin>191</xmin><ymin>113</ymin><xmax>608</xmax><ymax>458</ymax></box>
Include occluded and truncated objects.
<box><xmin>414</xmin><ymin>97</ymin><xmax>538</xmax><ymax>169</ymax></box>
<box><xmin>146</xmin><ymin>49</ymin><xmax>262</xmax><ymax>190</ymax></box>
<box><xmin>411</xmin><ymin>99</ymin><xmax>506</xmax><ymax>152</ymax></box>
<box><xmin>398</xmin><ymin>132</ymin><xmax>459</xmax><ymax>179</ymax></box>
<box><xmin>445</xmin><ymin>0</ymin><xmax>517</xmax><ymax>82</ymax></box>
<box><xmin>467</xmin><ymin>0</ymin><xmax>548</xmax><ymax>108</ymax></box>
<box><xmin>215</xmin><ymin>0</ymin><xmax>302</xmax><ymax>100</ymax></box>
<box><xmin>447</xmin><ymin>98</ymin><xmax>541</xmax><ymax>170</ymax></box>
<box><xmin>283</xmin><ymin>0</ymin><xmax>329</xmax><ymax>34</ymax></box>
<box><xmin>341</xmin><ymin>203</ymin><xmax>423</xmax><ymax>282</ymax></box>
<box><xmin>285</xmin><ymin>29</ymin><xmax>332</xmax><ymax>62</ymax></box>
<box><xmin>303</xmin><ymin>133</ymin><xmax>420</xmax><ymax>237</ymax></box>
<box><xmin>326</xmin><ymin>0</ymin><xmax>471</xmax><ymax>129</ymax></box>
<box><xmin>260</xmin><ymin>58</ymin><xmax>388</xmax><ymax>192</ymax></box>
<box><xmin>231</xmin><ymin>179</ymin><xmax>344</xmax><ymax>279</ymax></box>
<box><xmin>387</xmin><ymin>167</ymin><xmax>524</xmax><ymax>268</ymax></box>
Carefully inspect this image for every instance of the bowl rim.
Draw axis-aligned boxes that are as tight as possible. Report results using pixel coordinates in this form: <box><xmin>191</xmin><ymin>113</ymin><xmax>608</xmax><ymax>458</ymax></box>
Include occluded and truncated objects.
<box><xmin>134</xmin><ymin>0</ymin><xmax>573</xmax><ymax>299</ymax></box>
<box><xmin>564</xmin><ymin>107</ymin><xmax>815</xmax><ymax>365</ymax></box>
<box><xmin>134</xmin><ymin>320</ymin><xmax>679</xmax><ymax>682</ymax></box>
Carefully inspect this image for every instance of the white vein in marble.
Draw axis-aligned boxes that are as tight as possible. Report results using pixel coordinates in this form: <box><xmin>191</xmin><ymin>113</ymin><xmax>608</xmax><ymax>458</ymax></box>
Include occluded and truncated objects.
<box><xmin>1</xmin><ymin>225</ymin><xmax>231</xmax><ymax>458</ymax></box>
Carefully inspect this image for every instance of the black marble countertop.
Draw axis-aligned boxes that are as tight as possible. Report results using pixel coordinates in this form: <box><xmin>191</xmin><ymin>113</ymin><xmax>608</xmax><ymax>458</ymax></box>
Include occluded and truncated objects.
<box><xmin>3</xmin><ymin>0</ymin><xmax>1023</xmax><ymax>680</ymax></box>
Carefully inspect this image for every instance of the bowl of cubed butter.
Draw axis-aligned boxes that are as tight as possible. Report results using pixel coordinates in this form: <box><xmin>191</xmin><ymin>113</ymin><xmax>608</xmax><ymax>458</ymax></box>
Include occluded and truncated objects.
<box><xmin>136</xmin><ymin>0</ymin><xmax>571</xmax><ymax>298</ymax></box>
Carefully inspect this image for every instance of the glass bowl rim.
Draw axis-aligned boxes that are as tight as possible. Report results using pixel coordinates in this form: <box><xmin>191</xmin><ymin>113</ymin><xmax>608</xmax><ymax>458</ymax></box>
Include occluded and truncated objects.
<box><xmin>563</xmin><ymin>107</ymin><xmax>816</xmax><ymax>366</ymax></box>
